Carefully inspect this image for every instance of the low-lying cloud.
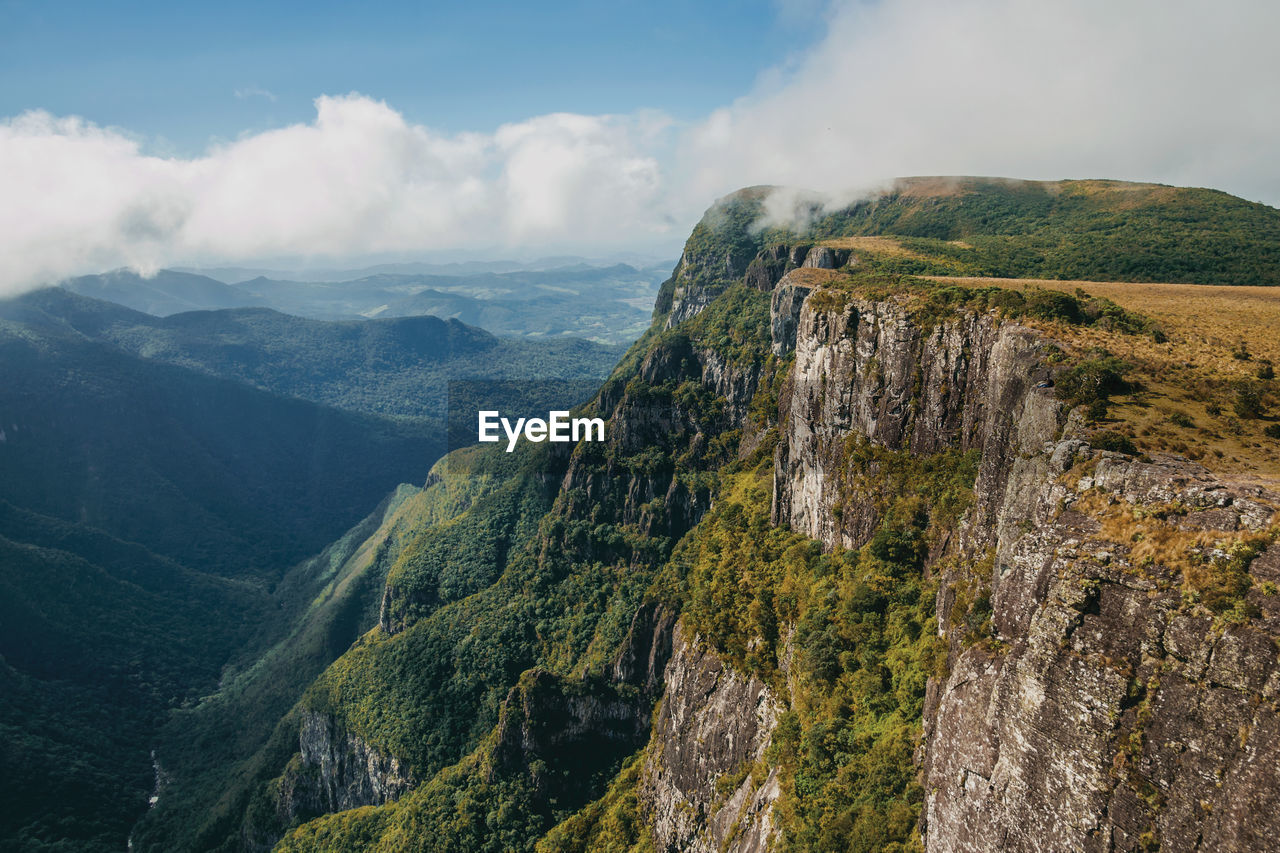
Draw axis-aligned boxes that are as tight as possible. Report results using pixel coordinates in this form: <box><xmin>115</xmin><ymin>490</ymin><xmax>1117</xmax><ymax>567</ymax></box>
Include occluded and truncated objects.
<box><xmin>680</xmin><ymin>0</ymin><xmax>1280</xmax><ymax>211</ymax></box>
<box><xmin>3</xmin><ymin>0</ymin><xmax>1278</xmax><ymax>295</ymax></box>
<box><xmin>0</xmin><ymin>98</ymin><xmax>672</xmax><ymax>293</ymax></box>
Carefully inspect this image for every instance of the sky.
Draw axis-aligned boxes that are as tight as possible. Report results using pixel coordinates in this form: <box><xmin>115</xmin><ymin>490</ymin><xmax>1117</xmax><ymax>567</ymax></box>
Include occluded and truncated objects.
<box><xmin>2</xmin><ymin>0</ymin><xmax>1279</xmax><ymax>293</ymax></box>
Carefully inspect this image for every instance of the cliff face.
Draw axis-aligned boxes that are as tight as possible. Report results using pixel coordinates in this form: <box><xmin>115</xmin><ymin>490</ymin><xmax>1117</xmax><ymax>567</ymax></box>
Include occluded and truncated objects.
<box><xmin>639</xmin><ymin>622</ymin><xmax>785</xmax><ymax>853</ymax></box>
<box><xmin>277</xmin><ymin>711</ymin><xmax>413</xmax><ymax>822</ymax></box>
<box><xmin>770</xmin><ymin>273</ymin><xmax>1063</xmax><ymax>550</ymax></box>
<box><xmin>262</xmin><ymin>214</ymin><xmax>1280</xmax><ymax>852</ymax></box>
<box><xmin>756</xmin><ymin>269</ymin><xmax>1280</xmax><ymax>852</ymax></box>
<box><xmin>923</xmin><ymin>450</ymin><xmax>1280</xmax><ymax>853</ymax></box>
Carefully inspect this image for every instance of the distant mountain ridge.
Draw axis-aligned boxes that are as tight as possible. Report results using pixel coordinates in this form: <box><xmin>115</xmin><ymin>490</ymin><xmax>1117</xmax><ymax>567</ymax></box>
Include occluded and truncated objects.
<box><xmin>61</xmin><ymin>260</ymin><xmax>672</xmax><ymax>343</ymax></box>
<box><xmin>63</xmin><ymin>268</ymin><xmax>259</xmax><ymax>315</ymax></box>
<box><xmin>6</xmin><ymin>288</ymin><xmax>623</xmax><ymax>421</ymax></box>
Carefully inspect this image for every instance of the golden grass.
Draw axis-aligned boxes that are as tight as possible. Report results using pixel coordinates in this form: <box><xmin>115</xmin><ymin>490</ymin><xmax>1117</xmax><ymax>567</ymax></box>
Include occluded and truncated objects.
<box><xmin>923</xmin><ymin>276</ymin><xmax>1280</xmax><ymax>487</ymax></box>
<box><xmin>1068</xmin><ymin>490</ymin><xmax>1278</xmax><ymax>612</ymax></box>
<box><xmin>1073</xmin><ymin>491</ymin><xmax>1234</xmax><ymax>568</ymax></box>
<box><xmin>818</xmin><ymin>235</ymin><xmax>918</xmax><ymax>256</ymax></box>
<box><xmin>923</xmin><ymin>276</ymin><xmax>1280</xmax><ymax>370</ymax></box>
<box><xmin>782</xmin><ymin>267</ymin><xmax>844</xmax><ymax>287</ymax></box>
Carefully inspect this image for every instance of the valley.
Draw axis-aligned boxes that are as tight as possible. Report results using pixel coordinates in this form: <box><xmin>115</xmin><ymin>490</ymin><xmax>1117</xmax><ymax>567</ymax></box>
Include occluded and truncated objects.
<box><xmin>6</xmin><ymin>177</ymin><xmax>1280</xmax><ymax>853</ymax></box>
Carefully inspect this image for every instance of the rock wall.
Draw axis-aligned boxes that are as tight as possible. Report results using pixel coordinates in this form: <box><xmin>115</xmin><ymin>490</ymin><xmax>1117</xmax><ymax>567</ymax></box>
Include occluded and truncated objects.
<box><xmin>765</xmin><ymin>275</ymin><xmax>1280</xmax><ymax>852</ymax></box>
<box><xmin>277</xmin><ymin>711</ymin><xmax>413</xmax><ymax>822</ymax></box>
<box><xmin>923</xmin><ymin>448</ymin><xmax>1280</xmax><ymax>853</ymax></box>
<box><xmin>770</xmin><ymin>273</ymin><xmax>1063</xmax><ymax>551</ymax></box>
<box><xmin>638</xmin><ymin>622</ymin><xmax>785</xmax><ymax>853</ymax></box>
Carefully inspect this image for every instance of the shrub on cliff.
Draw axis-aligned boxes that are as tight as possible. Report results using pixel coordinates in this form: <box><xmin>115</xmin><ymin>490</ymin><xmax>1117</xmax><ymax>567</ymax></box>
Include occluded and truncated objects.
<box><xmin>1055</xmin><ymin>355</ymin><xmax>1131</xmax><ymax>408</ymax></box>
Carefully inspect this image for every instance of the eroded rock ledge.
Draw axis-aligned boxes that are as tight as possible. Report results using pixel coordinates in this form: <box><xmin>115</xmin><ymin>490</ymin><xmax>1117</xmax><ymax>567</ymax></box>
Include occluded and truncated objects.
<box><xmin>639</xmin><ymin>622</ymin><xmax>785</xmax><ymax>853</ymax></box>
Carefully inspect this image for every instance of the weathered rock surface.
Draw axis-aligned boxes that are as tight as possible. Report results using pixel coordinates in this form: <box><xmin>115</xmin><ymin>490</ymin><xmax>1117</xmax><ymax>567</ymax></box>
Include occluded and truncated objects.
<box><xmin>923</xmin><ymin>447</ymin><xmax>1280</xmax><ymax>853</ymax></box>
<box><xmin>277</xmin><ymin>710</ymin><xmax>413</xmax><ymax>822</ymax></box>
<box><xmin>639</xmin><ymin>622</ymin><xmax>785</xmax><ymax>853</ymax></box>
<box><xmin>771</xmin><ymin>289</ymin><xmax>1063</xmax><ymax>551</ymax></box>
<box><xmin>765</xmin><ymin>281</ymin><xmax>1280</xmax><ymax>852</ymax></box>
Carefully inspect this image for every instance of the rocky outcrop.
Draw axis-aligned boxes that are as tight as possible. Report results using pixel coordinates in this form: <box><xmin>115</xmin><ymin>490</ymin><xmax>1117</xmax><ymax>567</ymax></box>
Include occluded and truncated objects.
<box><xmin>698</xmin><ymin>345</ymin><xmax>762</xmax><ymax>427</ymax></box>
<box><xmin>923</xmin><ymin>446</ymin><xmax>1280</xmax><ymax>853</ymax></box>
<box><xmin>665</xmin><ymin>245</ymin><xmax>753</xmax><ymax>328</ymax></box>
<box><xmin>278</xmin><ymin>711</ymin><xmax>413</xmax><ymax>822</ymax></box>
<box><xmin>668</xmin><ymin>238</ymin><xmax>850</xmax><ymax>328</ymax></box>
<box><xmin>613</xmin><ymin>601</ymin><xmax>679</xmax><ymax>696</ymax></box>
<box><xmin>639</xmin><ymin>622</ymin><xmax>785</xmax><ymax>853</ymax></box>
<box><xmin>765</xmin><ymin>280</ymin><xmax>1280</xmax><ymax>852</ymax></box>
<box><xmin>800</xmin><ymin>245</ymin><xmax>849</xmax><ymax>269</ymax></box>
<box><xmin>771</xmin><ymin>288</ymin><xmax>1063</xmax><ymax>550</ymax></box>
<box><xmin>769</xmin><ymin>275</ymin><xmax>811</xmax><ymax>356</ymax></box>
<box><xmin>557</xmin><ymin>330</ymin><xmax>758</xmax><ymax>542</ymax></box>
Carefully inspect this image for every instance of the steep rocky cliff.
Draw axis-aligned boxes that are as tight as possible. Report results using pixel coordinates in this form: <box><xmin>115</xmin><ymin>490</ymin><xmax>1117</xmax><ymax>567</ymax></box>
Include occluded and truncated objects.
<box><xmin>923</xmin><ymin>449</ymin><xmax>1280</xmax><ymax>853</ymax></box>
<box><xmin>638</xmin><ymin>622</ymin><xmax>785</xmax><ymax>853</ymax></box>
<box><xmin>277</xmin><ymin>711</ymin><xmax>414</xmax><ymax>822</ymax></box>
<box><xmin>259</xmin><ymin>184</ymin><xmax>1280</xmax><ymax>853</ymax></box>
<box><xmin>629</xmin><ymin>236</ymin><xmax>1280</xmax><ymax>852</ymax></box>
<box><xmin>758</xmin><ymin>269</ymin><xmax>1280</xmax><ymax>851</ymax></box>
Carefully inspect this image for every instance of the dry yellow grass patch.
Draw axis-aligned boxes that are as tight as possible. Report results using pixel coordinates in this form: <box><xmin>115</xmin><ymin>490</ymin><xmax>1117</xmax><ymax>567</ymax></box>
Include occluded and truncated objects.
<box><xmin>1072</xmin><ymin>491</ymin><xmax>1238</xmax><ymax>572</ymax></box>
<box><xmin>818</xmin><ymin>235</ymin><xmax>917</xmax><ymax>256</ymax></box>
<box><xmin>1069</xmin><ymin>489</ymin><xmax>1278</xmax><ymax>615</ymax></box>
<box><xmin>783</xmin><ymin>267</ymin><xmax>844</xmax><ymax>287</ymax></box>
<box><xmin>921</xmin><ymin>276</ymin><xmax>1280</xmax><ymax>486</ymax></box>
<box><xmin>923</xmin><ymin>276</ymin><xmax>1280</xmax><ymax>371</ymax></box>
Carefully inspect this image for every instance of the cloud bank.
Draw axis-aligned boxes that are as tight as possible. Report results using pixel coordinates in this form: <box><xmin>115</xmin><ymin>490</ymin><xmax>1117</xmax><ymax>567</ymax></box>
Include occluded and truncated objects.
<box><xmin>3</xmin><ymin>0</ymin><xmax>1279</xmax><ymax>295</ymax></box>
<box><xmin>681</xmin><ymin>0</ymin><xmax>1280</xmax><ymax>208</ymax></box>
<box><xmin>0</xmin><ymin>99</ymin><xmax>671</xmax><ymax>293</ymax></box>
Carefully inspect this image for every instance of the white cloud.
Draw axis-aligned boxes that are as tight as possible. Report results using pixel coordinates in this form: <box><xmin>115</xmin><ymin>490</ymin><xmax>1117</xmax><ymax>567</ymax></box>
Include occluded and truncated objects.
<box><xmin>0</xmin><ymin>95</ymin><xmax>675</xmax><ymax>294</ymax></box>
<box><xmin>2</xmin><ymin>0</ymin><xmax>1279</xmax><ymax>296</ymax></box>
<box><xmin>678</xmin><ymin>0</ymin><xmax>1280</xmax><ymax>209</ymax></box>
<box><xmin>234</xmin><ymin>86</ymin><xmax>278</xmax><ymax>102</ymax></box>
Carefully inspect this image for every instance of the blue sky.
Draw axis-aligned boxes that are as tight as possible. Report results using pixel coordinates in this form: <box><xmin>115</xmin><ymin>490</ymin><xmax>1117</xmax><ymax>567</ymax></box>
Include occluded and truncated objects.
<box><xmin>0</xmin><ymin>0</ymin><xmax>824</xmax><ymax>152</ymax></box>
<box><xmin>2</xmin><ymin>0</ymin><xmax>1278</xmax><ymax>291</ymax></box>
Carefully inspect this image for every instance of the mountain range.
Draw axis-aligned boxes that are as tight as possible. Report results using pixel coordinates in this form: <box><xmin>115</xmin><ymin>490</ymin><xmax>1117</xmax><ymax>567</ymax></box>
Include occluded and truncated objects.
<box><xmin>62</xmin><ymin>261</ymin><xmax>671</xmax><ymax>344</ymax></box>
<box><xmin>6</xmin><ymin>176</ymin><xmax>1280</xmax><ymax>853</ymax></box>
<box><xmin>0</xmin><ymin>287</ymin><xmax>623</xmax><ymax>850</ymax></box>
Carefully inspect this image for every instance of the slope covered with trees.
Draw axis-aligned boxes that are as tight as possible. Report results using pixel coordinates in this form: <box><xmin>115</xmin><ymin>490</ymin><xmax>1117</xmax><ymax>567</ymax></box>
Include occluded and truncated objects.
<box><xmin>0</xmin><ymin>293</ymin><xmax>623</xmax><ymax>852</ymax></box>
<box><xmin>185</xmin><ymin>178</ymin><xmax>1280</xmax><ymax>853</ymax></box>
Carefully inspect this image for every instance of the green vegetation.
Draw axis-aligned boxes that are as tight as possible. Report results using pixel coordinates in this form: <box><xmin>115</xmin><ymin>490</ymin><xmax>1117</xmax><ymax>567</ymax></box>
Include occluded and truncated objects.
<box><xmin>0</xmin><ymin>289</ymin><xmax>626</xmax><ymax>852</ymax></box>
<box><xmin>1054</xmin><ymin>354</ymin><xmax>1132</xmax><ymax>409</ymax></box>
<box><xmin>803</xmin><ymin>269</ymin><xmax>1163</xmax><ymax>340</ymax></box>
<box><xmin>534</xmin><ymin>751</ymin><xmax>653</xmax><ymax>853</ymax></box>
<box><xmin>650</xmin><ymin>443</ymin><xmax>971</xmax><ymax>852</ymax></box>
<box><xmin>129</xmin><ymin>479</ymin><xmax>459</xmax><ymax>853</ymax></box>
<box><xmin>681</xmin><ymin>283</ymin><xmax>773</xmax><ymax>366</ymax></box>
<box><xmin>814</xmin><ymin>178</ymin><xmax>1280</xmax><ymax>285</ymax></box>
<box><xmin>0</xmin><ymin>317</ymin><xmax>439</xmax><ymax>576</ymax></box>
<box><xmin>0</xmin><ymin>518</ymin><xmax>262</xmax><ymax>852</ymax></box>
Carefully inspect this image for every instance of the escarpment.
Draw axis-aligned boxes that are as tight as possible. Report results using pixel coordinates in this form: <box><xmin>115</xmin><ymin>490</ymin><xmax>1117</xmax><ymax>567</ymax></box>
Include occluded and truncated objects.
<box><xmin>759</xmin><ymin>271</ymin><xmax>1280</xmax><ymax>851</ymax></box>
<box><xmin>255</xmin><ymin>186</ymin><xmax>1280</xmax><ymax>853</ymax></box>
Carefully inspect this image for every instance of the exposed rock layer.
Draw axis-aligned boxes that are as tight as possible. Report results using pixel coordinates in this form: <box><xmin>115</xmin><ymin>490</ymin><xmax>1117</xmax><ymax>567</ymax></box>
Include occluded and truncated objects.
<box><xmin>639</xmin><ymin>623</ymin><xmax>785</xmax><ymax>853</ymax></box>
<box><xmin>762</xmin><ymin>274</ymin><xmax>1280</xmax><ymax>853</ymax></box>
<box><xmin>278</xmin><ymin>711</ymin><xmax>413</xmax><ymax>822</ymax></box>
